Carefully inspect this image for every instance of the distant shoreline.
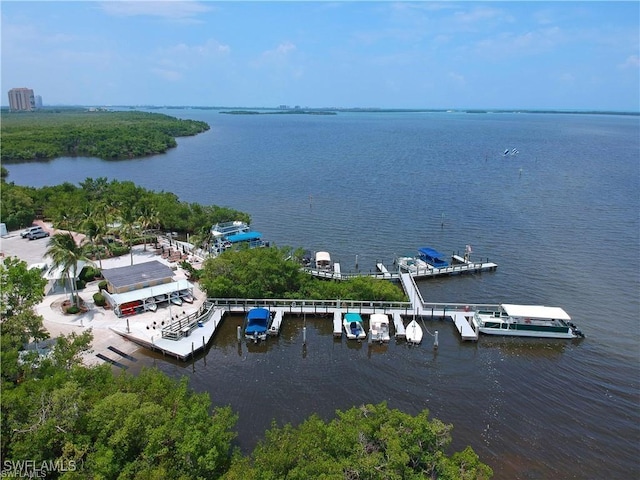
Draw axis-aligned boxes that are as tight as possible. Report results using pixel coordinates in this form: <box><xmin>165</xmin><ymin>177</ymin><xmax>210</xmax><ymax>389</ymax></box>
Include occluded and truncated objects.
<box><xmin>2</xmin><ymin>106</ymin><xmax>638</xmax><ymax>117</ymax></box>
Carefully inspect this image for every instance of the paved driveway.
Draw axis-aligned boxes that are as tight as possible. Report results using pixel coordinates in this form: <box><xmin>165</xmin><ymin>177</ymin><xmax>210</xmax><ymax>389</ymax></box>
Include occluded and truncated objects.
<box><xmin>0</xmin><ymin>228</ymin><xmax>51</xmax><ymax>266</ymax></box>
<box><xmin>1</xmin><ymin>224</ymin><xmax>204</xmax><ymax>368</ymax></box>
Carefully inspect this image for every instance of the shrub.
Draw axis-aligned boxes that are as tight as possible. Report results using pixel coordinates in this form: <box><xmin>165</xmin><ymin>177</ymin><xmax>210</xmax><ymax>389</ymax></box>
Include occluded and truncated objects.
<box><xmin>98</xmin><ymin>280</ymin><xmax>108</xmax><ymax>291</ymax></box>
<box><xmin>93</xmin><ymin>292</ymin><xmax>106</xmax><ymax>307</ymax></box>
<box><xmin>80</xmin><ymin>266</ymin><xmax>100</xmax><ymax>282</ymax></box>
<box><xmin>109</xmin><ymin>243</ymin><xmax>129</xmax><ymax>257</ymax></box>
<box><xmin>66</xmin><ymin>305</ymin><xmax>80</xmax><ymax>314</ymax></box>
<box><xmin>180</xmin><ymin>260</ymin><xmax>201</xmax><ymax>281</ymax></box>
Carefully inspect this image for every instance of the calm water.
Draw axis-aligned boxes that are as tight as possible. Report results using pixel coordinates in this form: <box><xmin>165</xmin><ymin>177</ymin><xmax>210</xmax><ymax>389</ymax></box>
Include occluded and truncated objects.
<box><xmin>5</xmin><ymin>110</ymin><xmax>640</xmax><ymax>479</ymax></box>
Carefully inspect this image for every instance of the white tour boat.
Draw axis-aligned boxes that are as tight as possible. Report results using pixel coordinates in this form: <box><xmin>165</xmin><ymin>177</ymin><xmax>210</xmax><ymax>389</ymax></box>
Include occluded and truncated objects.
<box><xmin>473</xmin><ymin>304</ymin><xmax>584</xmax><ymax>339</ymax></box>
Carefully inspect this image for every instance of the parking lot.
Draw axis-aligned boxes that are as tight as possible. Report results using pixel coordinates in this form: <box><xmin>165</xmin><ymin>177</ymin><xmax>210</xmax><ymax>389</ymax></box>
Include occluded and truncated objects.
<box><xmin>1</xmin><ymin>226</ymin><xmax>52</xmax><ymax>266</ymax></box>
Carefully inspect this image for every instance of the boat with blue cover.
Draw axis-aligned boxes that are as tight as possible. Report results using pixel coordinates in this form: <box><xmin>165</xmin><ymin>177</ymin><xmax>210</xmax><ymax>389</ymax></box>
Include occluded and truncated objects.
<box><xmin>343</xmin><ymin>312</ymin><xmax>366</xmax><ymax>340</ymax></box>
<box><xmin>417</xmin><ymin>247</ymin><xmax>449</xmax><ymax>268</ymax></box>
<box><xmin>210</xmin><ymin>221</ymin><xmax>266</xmax><ymax>252</ymax></box>
<box><xmin>244</xmin><ymin>307</ymin><xmax>272</xmax><ymax>342</ymax></box>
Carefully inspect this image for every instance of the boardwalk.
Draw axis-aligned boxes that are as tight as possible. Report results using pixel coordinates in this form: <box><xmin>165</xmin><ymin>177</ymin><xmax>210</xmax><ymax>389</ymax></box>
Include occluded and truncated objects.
<box><xmin>111</xmin><ymin>273</ymin><xmax>502</xmax><ymax>360</ymax></box>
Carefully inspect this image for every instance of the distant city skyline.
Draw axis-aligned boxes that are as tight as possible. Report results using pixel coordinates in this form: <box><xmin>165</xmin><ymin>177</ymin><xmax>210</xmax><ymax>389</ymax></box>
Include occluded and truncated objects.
<box><xmin>2</xmin><ymin>1</ymin><xmax>639</xmax><ymax>111</ymax></box>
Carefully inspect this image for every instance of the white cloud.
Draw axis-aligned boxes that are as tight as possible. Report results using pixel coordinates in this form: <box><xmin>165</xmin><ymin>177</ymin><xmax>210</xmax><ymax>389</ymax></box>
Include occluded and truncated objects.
<box><xmin>99</xmin><ymin>0</ymin><xmax>212</xmax><ymax>20</ymax></box>
<box><xmin>151</xmin><ymin>67</ymin><xmax>183</xmax><ymax>82</ymax></box>
<box><xmin>618</xmin><ymin>54</ymin><xmax>640</xmax><ymax>69</ymax></box>
<box><xmin>253</xmin><ymin>42</ymin><xmax>297</xmax><ymax>68</ymax></box>
<box><xmin>160</xmin><ymin>39</ymin><xmax>230</xmax><ymax>58</ymax></box>
<box><xmin>453</xmin><ymin>6</ymin><xmax>508</xmax><ymax>25</ymax></box>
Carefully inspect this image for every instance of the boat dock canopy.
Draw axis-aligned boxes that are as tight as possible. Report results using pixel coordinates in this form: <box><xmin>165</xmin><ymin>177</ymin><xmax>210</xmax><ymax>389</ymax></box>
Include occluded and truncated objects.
<box><xmin>502</xmin><ymin>304</ymin><xmax>571</xmax><ymax>320</ymax></box>
<box><xmin>104</xmin><ymin>279</ymin><xmax>193</xmax><ymax>307</ymax></box>
<box><xmin>418</xmin><ymin>247</ymin><xmax>447</xmax><ymax>260</ymax></box>
<box><xmin>246</xmin><ymin>308</ymin><xmax>270</xmax><ymax>334</ymax></box>
<box><xmin>226</xmin><ymin>231</ymin><xmax>262</xmax><ymax>243</ymax></box>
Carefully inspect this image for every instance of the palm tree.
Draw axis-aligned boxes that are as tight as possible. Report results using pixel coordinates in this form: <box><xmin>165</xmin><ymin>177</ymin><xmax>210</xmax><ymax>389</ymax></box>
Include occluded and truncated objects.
<box><xmin>117</xmin><ymin>204</ymin><xmax>138</xmax><ymax>266</ymax></box>
<box><xmin>136</xmin><ymin>203</ymin><xmax>160</xmax><ymax>251</ymax></box>
<box><xmin>81</xmin><ymin>202</ymin><xmax>112</xmax><ymax>269</ymax></box>
<box><xmin>46</xmin><ymin>232</ymin><xmax>92</xmax><ymax>308</ymax></box>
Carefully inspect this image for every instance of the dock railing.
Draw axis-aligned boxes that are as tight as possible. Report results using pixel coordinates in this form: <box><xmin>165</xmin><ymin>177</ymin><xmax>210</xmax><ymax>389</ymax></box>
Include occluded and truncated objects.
<box><xmin>302</xmin><ymin>268</ymin><xmax>400</xmax><ymax>281</ymax></box>
<box><xmin>207</xmin><ymin>297</ymin><xmax>413</xmax><ymax>315</ymax></box>
<box><xmin>161</xmin><ymin>301</ymin><xmax>216</xmax><ymax>340</ymax></box>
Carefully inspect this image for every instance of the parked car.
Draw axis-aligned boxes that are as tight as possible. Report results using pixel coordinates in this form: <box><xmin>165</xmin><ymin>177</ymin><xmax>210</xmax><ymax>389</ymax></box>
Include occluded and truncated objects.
<box><xmin>26</xmin><ymin>228</ymin><xmax>49</xmax><ymax>240</ymax></box>
<box><xmin>21</xmin><ymin>226</ymin><xmax>43</xmax><ymax>238</ymax></box>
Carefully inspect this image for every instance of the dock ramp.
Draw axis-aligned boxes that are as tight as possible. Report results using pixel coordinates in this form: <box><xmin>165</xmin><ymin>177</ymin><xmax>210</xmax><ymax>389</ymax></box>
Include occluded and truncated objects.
<box><xmin>269</xmin><ymin>309</ymin><xmax>284</xmax><ymax>336</ymax></box>
<box><xmin>392</xmin><ymin>312</ymin><xmax>406</xmax><ymax>338</ymax></box>
<box><xmin>333</xmin><ymin>311</ymin><xmax>343</xmax><ymax>337</ymax></box>
<box><xmin>452</xmin><ymin>312</ymin><xmax>478</xmax><ymax>341</ymax></box>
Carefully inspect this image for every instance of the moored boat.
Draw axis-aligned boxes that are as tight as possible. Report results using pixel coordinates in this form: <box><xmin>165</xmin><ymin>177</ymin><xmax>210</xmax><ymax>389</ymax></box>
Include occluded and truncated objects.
<box><xmin>170</xmin><ymin>294</ymin><xmax>182</xmax><ymax>306</ymax></box>
<box><xmin>473</xmin><ymin>304</ymin><xmax>584</xmax><ymax>339</ymax></box>
<box><xmin>179</xmin><ymin>289</ymin><xmax>194</xmax><ymax>303</ymax></box>
<box><xmin>315</xmin><ymin>251</ymin><xmax>332</xmax><ymax>270</ymax></box>
<box><xmin>405</xmin><ymin>319</ymin><xmax>423</xmax><ymax>344</ymax></box>
<box><xmin>369</xmin><ymin>313</ymin><xmax>391</xmax><ymax>343</ymax></box>
<box><xmin>417</xmin><ymin>247</ymin><xmax>449</xmax><ymax>268</ymax></box>
<box><xmin>144</xmin><ymin>299</ymin><xmax>157</xmax><ymax>312</ymax></box>
<box><xmin>343</xmin><ymin>312</ymin><xmax>366</xmax><ymax>340</ymax></box>
<box><xmin>244</xmin><ymin>307</ymin><xmax>271</xmax><ymax>342</ymax></box>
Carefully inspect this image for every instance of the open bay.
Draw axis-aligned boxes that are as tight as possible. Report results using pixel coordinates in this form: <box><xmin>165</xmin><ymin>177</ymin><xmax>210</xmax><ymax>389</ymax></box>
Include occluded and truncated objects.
<box><xmin>6</xmin><ymin>110</ymin><xmax>639</xmax><ymax>479</ymax></box>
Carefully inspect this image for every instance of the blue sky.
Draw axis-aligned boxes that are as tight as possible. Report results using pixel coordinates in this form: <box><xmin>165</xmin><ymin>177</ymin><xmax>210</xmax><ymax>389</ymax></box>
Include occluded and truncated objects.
<box><xmin>2</xmin><ymin>1</ymin><xmax>639</xmax><ymax>111</ymax></box>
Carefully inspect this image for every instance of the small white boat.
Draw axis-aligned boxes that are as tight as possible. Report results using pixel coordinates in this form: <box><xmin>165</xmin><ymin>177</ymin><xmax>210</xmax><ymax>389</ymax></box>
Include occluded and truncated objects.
<box><xmin>170</xmin><ymin>295</ymin><xmax>182</xmax><ymax>306</ymax></box>
<box><xmin>315</xmin><ymin>251</ymin><xmax>332</xmax><ymax>270</ymax></box>
<box><xmin>343</xmin><ymin>312</ymin><xmax>366</xmax><ymax>340</ymax></box>
<box><xmin>144</xmin><ymin>299</ymin><xmax>157</xmax><ymax>312</ymax></box>
<box><xmin>406</xmin><ymin>319</ymin><xmax>423</xmax><ymax>344</ymax></box>
<box><xmin>369</xmin><ymin>313</ymin><xmax>391</xmax><ymax>343</ymax></box>
<box><xmin>154</xmin><ymin>294</ymin><xmax>168</xmax><ymax>303</ymax></box>
<box><xmin>180</xmin><ymin>289</ymin><xmax>194</xmax><ymax>303</ymax></box>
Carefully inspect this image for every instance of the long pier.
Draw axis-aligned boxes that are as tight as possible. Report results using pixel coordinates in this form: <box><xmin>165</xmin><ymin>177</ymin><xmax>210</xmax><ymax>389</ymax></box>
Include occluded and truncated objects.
<box><xmin>304</xmin><ymin>256</ymin><xmax>497</xmax><ymax>281</ymax></box>
<box><xmin>112</xmin><ymin>281</ymin><xmax>500</xmax><ymax>360</ymax></box>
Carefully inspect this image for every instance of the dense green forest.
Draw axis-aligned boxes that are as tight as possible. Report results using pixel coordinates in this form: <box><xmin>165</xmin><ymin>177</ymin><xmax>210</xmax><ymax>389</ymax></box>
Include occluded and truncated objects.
<box><xmin>0</xmin><ymin>256</ymin><xmax>493</xmax><ymax>479</ymax></box>
<box><xmin>0</xmin><ymin>175</ymin><xmax>247</xmax><ymax>235</ymax></box>
<box><xmin>200</xmin><ymin>246</ymin><xmax>408</xmax><ymax>301</ymax></box>
<box><xmin>0</xmin><ymin>110</ymin><xmax>209</xmax><ymax>162</ymax></box>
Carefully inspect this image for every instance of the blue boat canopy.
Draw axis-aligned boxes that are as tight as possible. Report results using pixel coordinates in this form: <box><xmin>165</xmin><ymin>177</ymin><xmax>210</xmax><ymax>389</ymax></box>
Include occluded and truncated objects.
<box><xmin>418</xmin><ymin>247</ymin><xmax>449</xmax><ymax>267</ymax></box>
<box><xmin>344</xmin><ymin>312</ymin><xmax>362</xmax><ymax>323</ymax></box>
<box><xmin>227</xmin><ymin>231</ymin><xmax>262</xmax><ymax>243</ymax></box>
<box><xmin>245</xmin><ymin>308</ymin><xmax>270</xmax><ymax>334</ymax></box>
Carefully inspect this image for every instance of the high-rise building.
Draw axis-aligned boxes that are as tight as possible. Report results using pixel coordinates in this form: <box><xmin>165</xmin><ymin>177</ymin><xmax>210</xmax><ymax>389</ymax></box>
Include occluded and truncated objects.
<box><xmin>35</xmin><ymin>95</ymin><xmax>43</xmax><ymax>108</ymax></box>
<box><xmin>8</xmin><ymin>88</ymin><xmax>35</xmax><ymax>111</ymax></box>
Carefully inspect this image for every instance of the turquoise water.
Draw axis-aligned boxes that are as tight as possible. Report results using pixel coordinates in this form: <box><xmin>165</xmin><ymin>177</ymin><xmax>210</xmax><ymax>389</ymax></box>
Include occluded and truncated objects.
<box><xmin>5</xmin><ymin>110</ymin><xmax>639</xmax><ymax>479</ymax></box>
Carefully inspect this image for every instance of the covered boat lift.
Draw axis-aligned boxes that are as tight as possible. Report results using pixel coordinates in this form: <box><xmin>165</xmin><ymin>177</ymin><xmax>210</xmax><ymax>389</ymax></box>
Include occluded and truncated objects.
<box><xmin>103</xmin><ymin>279</ymin><xmax>194</xmax><ymax>317</ymax></box>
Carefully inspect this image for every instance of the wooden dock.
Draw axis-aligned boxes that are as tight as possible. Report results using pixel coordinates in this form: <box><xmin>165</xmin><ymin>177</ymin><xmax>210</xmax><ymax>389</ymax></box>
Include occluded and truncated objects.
<box><xmin>111</xmin><ymin>303</ymin><xmax>224</xmax><ymax>361</ymax></box>
<box><xmin>392</xmin><ymin>312</ymin><xmax>406</xmax><ymax>338</ymax></box>
<box><xmin>304</xmin><ymin>257</ymin><xmax>496</xmax><ymax>282</ymax></box>
<box><xmin>398</xmin><ymin>259</ymin><xmax>498</xmax><ymax>279</ymax></box>
<box><xmin>269</xmin><ymin>310</ymin><xmax>284</xmax><ymax>336</ymax></box>
<box><xmin>333</xmin><ymin>311</ymin><xmax>343</xmax><ymax>337</ymax></box>
<box><xmin>111</xmin><ymin>287</ymin><xmax>503</xmax><ymax>360</ymax></box>
<box><xmin>399</xmin><ymin>272</ymin><xmax>482</xmax><ymax>341</ymax></box>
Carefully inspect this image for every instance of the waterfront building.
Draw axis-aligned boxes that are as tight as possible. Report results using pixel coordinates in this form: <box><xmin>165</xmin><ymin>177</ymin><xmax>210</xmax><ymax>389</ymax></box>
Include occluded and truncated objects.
<box><xmin>8</xmin><ymin>87</ymin><xmax>35</xmax><ymax>111</ymax></box>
